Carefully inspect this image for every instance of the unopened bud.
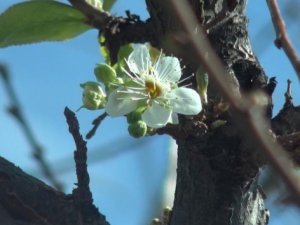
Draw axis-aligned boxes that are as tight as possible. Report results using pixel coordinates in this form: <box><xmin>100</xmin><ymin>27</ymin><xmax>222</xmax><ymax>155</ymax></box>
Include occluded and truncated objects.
<box><xmin>94</xmin><ymin>63</ymin><xmax>117</xmax><ymax>84</ymax></box>
<box><xmin>80</xmin><ymin>82</ymin><xmax>106</xmax><ymax>110</ymax></box>
<box><xmin>127</xmin><ymin>110</ymin><xmax>142</xmax><ymax>124</ymax></box>
<box><xmin>211</xmin><ymin>120</ymin><xmax>227</xmax><ymax>129</ymax></box>
<box><xmin>196</xmin><ymin>67</ymin><xmax>209</xmax><ymax>104</ymax></box>
<box><xmin>128</xmin><ymin>120</ymin><xmax>147</xmax><ymax>138</ymax></box>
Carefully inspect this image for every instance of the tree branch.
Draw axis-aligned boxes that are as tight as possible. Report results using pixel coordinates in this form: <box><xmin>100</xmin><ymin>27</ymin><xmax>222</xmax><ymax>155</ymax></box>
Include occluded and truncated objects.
<box><xmin>0</xmin><ymin>106</ymin><xmax>110</xmax><ymax>225</ymax></box>
<box><xmin>64</xmin><ymin>107</ymin><xmax>108</xmax><ymax>225</ymax></box>
<box><xmin>168</xmin><ymin>0</ymin><xmax>300</xmax><ymax>205</ymax></box>
<box><xmin>277</xmin><ymin>132</ymin><xmax>300</xmax><ymax>165</ymax></box>
<box><xmin>0</xmin><ymin>154</ymin><xmax>110</xmax><ymax>225</ymax></box>
<box><xmin>266</xmin><ymin>0</ymin><xmax>300</xmax><ymax>82</ymax></box>
<box><xmin>68</xmin><ymin>0</ymin><xmax>111</xmax><ymax>29</ymax></box>
<box><xmin>68</xmin><ymin>0</ymin><xmax>156</xmax><ymax>63</ymax></box>
<box><xmin>271</xmin><ymin>80</ymin><xmax>300</xmax><ymax>165</ymax></box>
<box><xmin>64</xmin><ymin>107</ymin><xmax>92</xmax><ymax>204</ymax></box>
<box><xmin>86</xmin><ymin>112</ymin><xmax>107</xmax><ymax>139</ymax></box>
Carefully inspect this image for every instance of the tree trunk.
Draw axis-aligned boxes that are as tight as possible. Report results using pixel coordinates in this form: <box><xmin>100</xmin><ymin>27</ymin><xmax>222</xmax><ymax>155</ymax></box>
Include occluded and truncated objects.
<box><xmin>171</xmin><ymin>130</ymin><xmax>269</xmax><ymax>225</ymax></box>
<box><xmin>146</xmin><ymin>1</ymin><xmax>270</xmax><ymax>224</ymax></box>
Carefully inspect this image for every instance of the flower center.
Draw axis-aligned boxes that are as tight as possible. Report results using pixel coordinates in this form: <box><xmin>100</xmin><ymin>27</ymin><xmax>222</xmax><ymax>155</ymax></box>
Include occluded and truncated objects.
<box><xmin>145</xmin><ymin>78</ymin><xmax>163</xmax><ymax>99</ymax></box>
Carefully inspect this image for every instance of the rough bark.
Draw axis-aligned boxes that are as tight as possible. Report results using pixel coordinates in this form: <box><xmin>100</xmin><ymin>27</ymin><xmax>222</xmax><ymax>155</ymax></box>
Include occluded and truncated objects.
<box><xmin>0</xmin><ymin>156</ymin><xmax>108</xmax><ymax>225</ymax></box>
<box><xmin>145</xmin><ymin>1</ymin><xmax>269</xmax><ymax>224</ymax></box>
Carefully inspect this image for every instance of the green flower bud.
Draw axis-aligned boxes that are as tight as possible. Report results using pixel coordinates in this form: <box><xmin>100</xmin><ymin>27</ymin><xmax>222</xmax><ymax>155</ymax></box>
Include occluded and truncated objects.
<box><xmin>211</xmin><ymin>120</ymin><xmax>227</xmax><ymax>129</ymax></box>
<box><xmin>94</xmin><ymin>63</ymin><xmax>117</xmax><ymax>84</ymax></box>
<box><xmin>128</xmin><ymin>120</ymin><xmax>147</xmax><ymax>138</ymax></box>
<box><xmin>80</xmin><ymin>82</ymin><xmax>106</xmax><ymax>110</ymax></box>
<box><xmin>196</xmin><ymin>67</ymin><xmax>209</xmax><ymax>104</ymax></box>
<box><xmin>126</xmin><ymin>110</ymin><xmax>142</xmax><ymax>124</ymax></box>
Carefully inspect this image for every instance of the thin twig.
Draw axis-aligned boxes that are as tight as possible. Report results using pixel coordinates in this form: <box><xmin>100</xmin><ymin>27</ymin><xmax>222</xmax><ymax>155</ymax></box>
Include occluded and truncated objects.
<box><xmin>0</xmin><ymin>64</ymin><xmax>63</xmax><ymax>191</ymax></box>
<box><xmin>284</xmin><ymin>79</ymin><xmax>293</xmax><ymax>106</ymax></box>
<box><xmin>86</xmin><ymin>112</ymin><xmax>107</xmax><ymax>139</ymax></box>
<box><xmin>266</xmin><ymin>0</ymin><xmax>300</xmax><ymax>82</ymax></box>
<box><xmin>65</xmin><ymin>107</ymin><xmax>109</xmax><ymax>224</ymax></box>
<box><xmin>64</xmin><ymin>107</ymin><xmax>93</xmax><ymax>206</ymax></box>
<box><xmin>68</xmin><ymin>0</ymin><xmax>111</xmax><ymax>29</ymax></box>
<box><xmin>168</xmin><ymin>0</ymin><xmax>300</xmax><ymax>204</ymax></box>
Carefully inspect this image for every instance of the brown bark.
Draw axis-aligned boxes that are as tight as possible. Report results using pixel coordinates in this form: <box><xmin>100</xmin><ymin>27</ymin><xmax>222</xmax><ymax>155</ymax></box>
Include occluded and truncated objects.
<box><xmin>146</xmin><ymin>1</ymin><xmax>268</xmax><ymax>224</ymax></box>
<box><xmin>0</xmin><ymin>156</ymin><xmax>108</xmax><ymax>225</ymax></box>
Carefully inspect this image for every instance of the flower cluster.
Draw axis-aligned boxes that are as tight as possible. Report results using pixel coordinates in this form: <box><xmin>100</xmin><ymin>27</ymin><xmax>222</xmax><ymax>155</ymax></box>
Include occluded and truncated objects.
<box><xmin>80</xmin><ymin>45</ymin><xmax>202</xmax><ymax>137</ymax></box>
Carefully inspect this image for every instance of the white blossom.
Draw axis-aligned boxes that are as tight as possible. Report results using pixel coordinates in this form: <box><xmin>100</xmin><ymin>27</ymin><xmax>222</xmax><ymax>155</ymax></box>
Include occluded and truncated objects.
<box><xmin>105</xmin><ymin>45</ymin><xmax>202</xmax><ymax>128</ymax></box>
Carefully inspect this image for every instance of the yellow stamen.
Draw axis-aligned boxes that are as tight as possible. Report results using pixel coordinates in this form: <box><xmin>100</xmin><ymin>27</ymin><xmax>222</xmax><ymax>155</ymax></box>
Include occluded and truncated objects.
<box><xmin>145</xmin><ymin>78</ymin><xmax>163</xmax><ymax>99</ymax></box>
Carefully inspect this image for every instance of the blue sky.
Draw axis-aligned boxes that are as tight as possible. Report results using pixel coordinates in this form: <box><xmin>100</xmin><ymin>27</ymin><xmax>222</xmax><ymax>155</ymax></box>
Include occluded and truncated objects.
<box><xmin>0</xmin><ymin>1</ymin><xmax>299</xmax><ymax>225</ymax></box>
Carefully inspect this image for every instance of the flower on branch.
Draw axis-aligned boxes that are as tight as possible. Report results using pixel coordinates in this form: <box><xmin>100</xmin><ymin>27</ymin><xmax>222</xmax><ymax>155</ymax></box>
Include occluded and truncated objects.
<box><xmin>105</xmin><ymin>45</ymin><xmax>202</xmax><ymax>128</ymax></box>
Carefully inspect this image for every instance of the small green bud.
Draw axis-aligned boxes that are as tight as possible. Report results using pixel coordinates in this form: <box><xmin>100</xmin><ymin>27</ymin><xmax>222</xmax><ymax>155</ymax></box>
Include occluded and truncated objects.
<box><xmin>126</xmin><ymin>110</ymin><xmax>142</xmax><ymax>124</ymax></box>
<box><xmin>211</xmin><ymin>120</ymin><xmax>227</xmax><ymax>129</ymax></box>
<box><xmin>196</xmin><ymin>67</ymin><xmax>209</xmax><ymax>104</ymax></box>
<box><xmin>80</xmin><ymin>82</ymin><xmax>106</xmax><ymax>110</ymax></box>
<box><xmin>128</xmin><ymin>120</ymin><xmax>147</xmax><ymax>138</ymax></box>
<box><xmin>94</xmin><ymin>63</ymin><xmax>117</xmax><ymax>84</ymax></box>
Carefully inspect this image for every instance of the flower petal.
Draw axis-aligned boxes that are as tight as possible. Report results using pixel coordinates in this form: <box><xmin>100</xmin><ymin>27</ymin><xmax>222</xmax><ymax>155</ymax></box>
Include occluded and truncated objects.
<box><xmin>155</xmin><ymin>56</ymin><xmax>181</xmax><ymax>82</ymax></box>
<box><xmin>168</xmin><ymin>112</ymin><xmax>179</xmax><ymax>125</ymax></box>
<box><xmin>105</xmin><ymin>87</ymin><xmax>139</xmax><ymax>116</ymax></box>
<box><xmin>127</xmin><ymin>45</ymin><xmax>151</xmax><ymax>75</ymax></box>
<box><xmin>167</xmin><ymin>87</ymin><xmax>202</xmax><ymax>115</ymax></box>
<box><xmin>142</xmin><ymin>102</ymin><xmax>172</xmax><ymax>128</ymax></box>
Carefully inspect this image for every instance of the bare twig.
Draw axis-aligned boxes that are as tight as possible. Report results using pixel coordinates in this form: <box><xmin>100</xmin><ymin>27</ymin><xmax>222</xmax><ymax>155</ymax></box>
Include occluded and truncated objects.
<box><xmin>64</xmin><ymin>107</ymin><xmax>109</xmax><ymax>224</ymax></box>
<box><xmin>266</xmin><ymin>0</ymin><xmax>300</xmax><ymax>82</ymax></box>
<box><xmin>68</xmin><ymin>0</ymin><xmax>111</xmax><ymax>29</ymax></box>
<box><xmin>168</xmin><ymin>0</ymin><xmax>300</xmax><ymax>204</ymax></box>
<box><xmin>86</xmin><ymin>112</ymin><xmax>107</xmax><ymax>139</ymax></box>
<box><xmin>284</xmin><ymin>79</ymin><xmax>293</xmax><ymax>106</ymax></box>
<box><xmin>0</xmin><ymin>64</ymin><xmax>63</xmax><ymax>191</ymax></box>
<box><xmin>64</xmin><ymin>107</ymin><xmax>93</xmax><ymax>206</ymax></box>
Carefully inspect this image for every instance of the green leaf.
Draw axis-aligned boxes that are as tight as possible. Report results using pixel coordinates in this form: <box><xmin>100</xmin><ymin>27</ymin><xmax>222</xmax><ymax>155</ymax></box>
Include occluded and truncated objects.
<box><xmin>103</xmin><ymin>0</ymin><xmax>117</xmax><ymax>11</ymax></box>
<box><xmin>0</xmin><ymin>0</ymin><xmax>92</xmax><ymax>48</ymax></box>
